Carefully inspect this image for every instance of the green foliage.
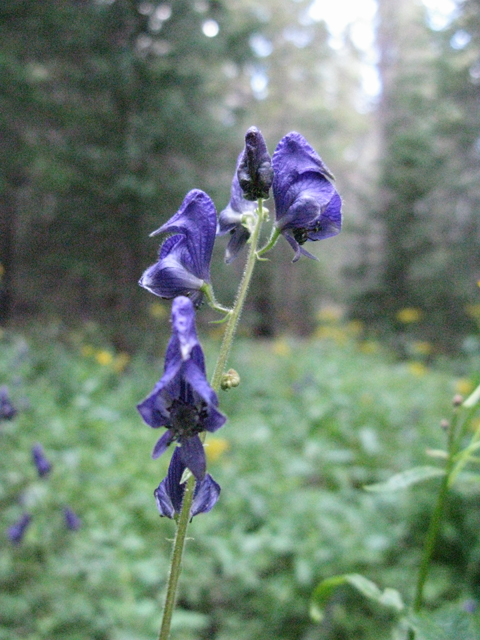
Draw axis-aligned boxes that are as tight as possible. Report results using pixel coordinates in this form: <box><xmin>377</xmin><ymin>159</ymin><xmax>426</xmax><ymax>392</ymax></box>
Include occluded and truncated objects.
<box><xmin>0</xmin><ymin>0</ymin><xmax>257</xmax><ymax>335</ymax></box>
<box><xmin>1</xmin><ymin>325</ymin><xmax>479</xmax><ymax>639</ymax></box>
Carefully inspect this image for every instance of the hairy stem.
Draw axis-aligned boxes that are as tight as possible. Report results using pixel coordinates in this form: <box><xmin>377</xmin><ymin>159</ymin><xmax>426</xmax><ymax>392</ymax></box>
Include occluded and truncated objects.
<box><xmin>211</xmin><ymin>199</ymin><xmax>265</xmax><ymax>392</ymax></box>
<box><xmin>157</xmin><ymin>199</ymin><xmax>265</xmax><ymax>640</ymax></box>
<box><xmin>158</xmin><ymin>476</ymin><xmax>195</xmax><ymax>640</ymax></box>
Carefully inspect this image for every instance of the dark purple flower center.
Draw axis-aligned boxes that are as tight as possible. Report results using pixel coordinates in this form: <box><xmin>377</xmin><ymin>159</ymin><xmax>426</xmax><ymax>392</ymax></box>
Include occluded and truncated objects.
<box><xmin>170</xmin><ymin>399</ymin><xmax>207</xmax><ymax>438</ymax></box>
<box><xmin>293</xmin><ymin>220</ymin><xmax>324</xmax><ymax>245</ymax></box>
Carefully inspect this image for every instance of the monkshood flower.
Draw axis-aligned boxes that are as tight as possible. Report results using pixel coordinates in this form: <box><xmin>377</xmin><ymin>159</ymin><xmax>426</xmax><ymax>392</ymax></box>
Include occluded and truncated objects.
<box><xmin>271</xmin><ymin>132</ymin><xmax>342</xmax><ymax>262</ymax></box>
<box><xmin>154</xmin><ymin>447</ymin><xmax>220</xmax><ymax>519</ymax></box>
<box><xmin>217</xmin><ymin>158</ymin><xmax>257</xmax><ymax>263</ymax></box>
<box><xmin>0</xmin><ymin>385</ymin><xmax>17</xmax><ymax>421</ymax></box>
<box><xmin>7</xmin><ymin>513</ymin><xmax>31</xmax><ymax>545</ymax></box>
<box><xmin>32</xmin><ymin>443</ymin><xmax>52</xmax><ymax>478</ymax></box>
<box><xmin>137</xmin><ymin>296</ymin><xmax>226</xmax><ymax>481</ymax></box>
<box><xmin>237</xmin><ymin>126</ymin><xmax>273</xmax><ymax>201</ymax></box>
<box><xmin>139</xmin><ymin>189</ymin><xmax>216</xmax><ymax>308</ymax></box>
<box><xmin>217</xmin><ymin>127</ymin><xmax>273</xmax><ymax>263</ymax></box>
<box><xmin>63</xmin><ymin>506</ymin><xmax>82</xmax><ymax>531</ymax></box>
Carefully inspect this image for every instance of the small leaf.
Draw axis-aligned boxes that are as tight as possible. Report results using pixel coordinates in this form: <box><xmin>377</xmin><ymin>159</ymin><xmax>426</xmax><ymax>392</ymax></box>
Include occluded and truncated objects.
<box><xmin>463</xmin><ymin>383</ymin><xmax>480</xmax><ymax>408</ymax></box>
<box><xmin>310</xmin><ymin>573</ymin><xmax>404</xmax><ymax>623</ymax></box>
<box><xmin>364</xmin><ymin>466</ymin><xmax>445</xmax><ymax>492</ymax></box>
<box><xmin>405</xmin><ymin>605</ymin><xmax>480</xmax><ymax>640</ymax></box>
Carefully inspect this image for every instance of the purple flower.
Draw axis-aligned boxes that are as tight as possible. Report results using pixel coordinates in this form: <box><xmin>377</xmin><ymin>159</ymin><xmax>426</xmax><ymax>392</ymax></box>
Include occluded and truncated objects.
<box><xmin>272</xmin><ymin>132</ymin><xmax>342</xmax><ymax>262</ymax></box>
<box><xmin>237</xmin><ymin>126</ymin><xmax>273</xmax><ymax>201</ymax></box>
<box><xmin>7</xmin><ymin>513</ymin><xmax>31</xmax><ymax>545</ymax></box>
<box><xmin>139</xmin><ymin>189</ymin><xmax>217</xmax><ymax>308</ymax></box>
<box><xmin>63</xmin><ymin>507</ymin><xmax>81</xmax><ymax>531</ymax></box>
<box><xmin>137</xmin><ymin>296</ymin><xmax>226</xmax><ymax>481</ymax></box>
<box><xmin>154</xmin><ymin>447</ymin><xmax>220</xmax><ymax>519</ymax></box>
<box><xmin>217</xmin><ymin>154</ymin><xmax>257</xmax><ymax>263</ymax></box>
<box><xmin>0</xmin><ymin>386</ymin><xmax>17</xmax><ymax>421</ymax></box>
<box><xmin>32</xmin><ymin>443</ymin><xmax>52</xmax><ymax>478</ymax></box>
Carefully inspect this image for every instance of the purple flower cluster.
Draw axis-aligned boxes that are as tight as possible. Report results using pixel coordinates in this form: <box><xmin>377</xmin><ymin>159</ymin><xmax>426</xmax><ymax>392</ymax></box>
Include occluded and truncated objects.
<box><xmin>138</xmin><ymin>127</ymin><xmax>342</xmax><ymax>520</ymax></box>
<box><xmin>0</xmin><ymin>386</ymin><xmax>17</xmax><ymax>421</ymax></box>
<box><xmin>7</xmin><ymin>442</ymin><xmax>81</xmax><ymax>545</ymax></box>
<box><xmin>138</xmin><ymin>297</ymin><xmax>224</xmax><ymax>517</ymax></box>
<box><xmin>219</xmin><ymin>128</ymin><xmax>342</xmax><ymax>262</ymax></box>
<box><xmin>139</xmin><ymin>189</ymin><xmax>217</xmax><ymax>308</ymax></box>
<box><xmin>32</xmin><ymin>443</ymin><xmax>52</xmax><ymax>478</ymax></box>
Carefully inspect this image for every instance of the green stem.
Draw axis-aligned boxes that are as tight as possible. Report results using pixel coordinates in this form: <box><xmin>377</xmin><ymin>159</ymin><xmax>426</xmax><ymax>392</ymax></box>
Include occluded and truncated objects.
<box><xmin>412</xmin><ymin>468</ymin><xmax>451</xmax><ymax>612</ymax></box>
<box><xmin>210</xmin><ymin>199</ymin><xmax>265</xmax><ymax>392</ymax></box>
<box><xmin>157</xmin><ymin>199</ymin><xmax>265</xmax><ymax>640</ymax></box>
<box><xmin>412</xmin><ymin>409</ymin><xmax>459</xmax><ymax>613</ymax></box>
<box><xmin>202</xmin><ymin>283</ymin><xmax>232</xmax><ymax>316</ymax></box>
<box><xmin>257</xmin><ymin>225</ymin><xmax>280</xmax><ymax>258</ymax></box>
<box><xmin>158</xmin><ymin>476</ymin><xmax>195</xmax><ymax>640</ymax></box>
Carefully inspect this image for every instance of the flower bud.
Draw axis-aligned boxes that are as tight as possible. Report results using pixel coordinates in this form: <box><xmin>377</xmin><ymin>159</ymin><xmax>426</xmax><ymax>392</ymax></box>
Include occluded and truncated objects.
<box><xmin>221</xmin><ymin>369</ymin><xmax>240</xmax><ymax>390</ymax></box>
<box><xmin>237</xmin><ymin>127</ymin><xmax>273</xmax><ymax>201</ymax></box>
<box><xmin>453</xmin><ymin>394</ymin><xmax>464</xmax><ymax>407</ymax></box>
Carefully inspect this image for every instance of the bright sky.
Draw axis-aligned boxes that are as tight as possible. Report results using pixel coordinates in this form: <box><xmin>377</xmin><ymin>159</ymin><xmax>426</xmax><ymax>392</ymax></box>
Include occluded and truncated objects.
<box><xmin>308</xmin><ymin>0</ymin><xmax>458</xmax><ymax>98</ymax></box>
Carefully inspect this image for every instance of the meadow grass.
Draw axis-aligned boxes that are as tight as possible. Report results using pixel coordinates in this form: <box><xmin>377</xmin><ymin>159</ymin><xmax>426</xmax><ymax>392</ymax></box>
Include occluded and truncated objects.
<box><xmin>1</xmin><ymin>325</ymin><xmax>478</xmax><ymax>640</ymax></box>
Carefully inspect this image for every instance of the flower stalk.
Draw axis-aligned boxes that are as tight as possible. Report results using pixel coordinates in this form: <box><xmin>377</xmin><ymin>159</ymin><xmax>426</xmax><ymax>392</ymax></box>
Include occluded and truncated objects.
<box><xmin>157</xmin><ymin>199</ymin><xmax>265</xmax><ymax>640</ymax></box>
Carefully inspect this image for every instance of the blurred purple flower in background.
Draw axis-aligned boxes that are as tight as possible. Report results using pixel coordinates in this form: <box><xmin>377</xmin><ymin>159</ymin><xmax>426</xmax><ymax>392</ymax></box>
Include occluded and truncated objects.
<box><xmin>7</xmin><ymin>513</ymin><xmax>31</xmax><ymax>545</ymax></box>
<box><xmin>0</xmin><ymin>386</ymin><xmax>17</xmax><ymax>421</ymax></box>
<box><xmin>64</xmin><ymin>506</ymin><xmax>82</xmax><ymax>531</ymax></box>
<box><xmin>32</xmin><ymin>443</ymin><xmax>52</xmax><ymax>478</ymax></box>
<box><xmin>139</xmin><ymin>189</ymin><xmax>217</xmax><ymax>308</ymax></box>
<box><xmin>272</xmin><ymin>132</ymin><xmax>342</xmax><ymax>261</ymax></box>
<box><xmin>154</xmin><ymin>447</ymin><xmax>220</xmax><ymax>519</ymax></box>
<box><xmin>137</xmin><ymin>296</ymin><xmax>226</xmax><ymax>481</ymax></box>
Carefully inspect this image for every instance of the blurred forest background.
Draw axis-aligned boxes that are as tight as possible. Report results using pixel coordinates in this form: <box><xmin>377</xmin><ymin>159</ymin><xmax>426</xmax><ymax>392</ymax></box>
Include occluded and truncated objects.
<box><xmin>1</xmin><ymin>0</ymin><xmax>479</xmax><ymax>352</ymax></box>
<box><xmin>3</xmin><ymin>3</ymin><xmax>480</xmax><ymax>640</ymax></box>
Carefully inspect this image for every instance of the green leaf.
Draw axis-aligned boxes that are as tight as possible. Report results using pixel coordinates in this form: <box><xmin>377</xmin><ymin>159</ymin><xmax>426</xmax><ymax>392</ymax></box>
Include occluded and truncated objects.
<box><xmin>364</xmin><ymin>466</ymin><xmax>445</xmax><ymax>492</ymax></box>
<box><xmin>310</xmin><ymin>573</ymin><xmax>404</xmax><ymax>623</ymax></box>
<box><xmin>405</xmin><ymin>605</ymin><xmax>480</xmax><ymax>640</ymax></box>
<box><xmin>463</xmin><ymin>383</ymin><xmax>480</xmax><ymax>409</ymax></box>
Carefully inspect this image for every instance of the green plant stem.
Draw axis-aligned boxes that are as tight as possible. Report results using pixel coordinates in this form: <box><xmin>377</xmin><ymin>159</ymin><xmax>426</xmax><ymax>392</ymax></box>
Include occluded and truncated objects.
<box><xmin>158</xmin><ymin>476</ymin><xmax>195</xmax><ymax>640</ymax></box>
<box><xmin>412</xmin><ymin>467</ymin><xmax>451</xmax><ymax>613</ymax></box>
<box><xmin>257</xmin><ymin>225</ymin><xmax>280</xmax><ymax>258</ymax></box>
<box><xmin>412</xmin><ymin>410</ymin><xmax>459</xmax><ymax>614</ymax></box>
<box><xmin>157</xmin><ymin>199</ymin><xmax>265</xmax><ymax>640</ymax></box>
<box><xmin>210</xmin><ymin>199</ymin><xmax>265</xmax><ymax>392</ymax></box>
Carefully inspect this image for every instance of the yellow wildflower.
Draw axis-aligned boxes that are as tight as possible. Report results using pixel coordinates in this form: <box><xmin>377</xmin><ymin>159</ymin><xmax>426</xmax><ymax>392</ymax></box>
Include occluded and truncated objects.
<box><xmin>205</xmin><ymin>438</ymin><xmax>230</xmax><ymax>462</ymax></box>
<box><xmin>113</xmin><ymin>352</ymin><xmax>130</xmax><ymax>373</ymax></box>
<box><xmin>272</xmin><ymin>338</ymin><xmax>292</xmax><ymax>356</ymax></box>
<box><xmin>317</xmin><ymin>305</ymin><xmax>343</xmax><ymax>323</ymax></box>
<box><xmin>396</xmin><ymin>308</ymin><xmax>423</xmax><ymax>323</ymax></box>
<box><xmin>149</xmin><ymin>302</ymin><xmax>168</xmax><ymax>319</ymax></box>
<box><xmin>408</xmin><ymin>361</ymin><xmax>428</xmax><ymax>377</ymax></box>
<box><xmin>359</xmin><ymin>340</ymin><xmax>379</xmax><ymax>354</ymax></box>
<box><xmin>96</xmin><ymin>350</ymin><xmax>113</xmax><ymax>366</ymax></box>
<box><xmin>455</xmin><ymin>378</ymin><xmax>474</xmax><ymax>397</ymax></box>
<box><xmin>411</xmin><ymin>341</ymin><xmax>433</xmax><ymax>356</ymax></box>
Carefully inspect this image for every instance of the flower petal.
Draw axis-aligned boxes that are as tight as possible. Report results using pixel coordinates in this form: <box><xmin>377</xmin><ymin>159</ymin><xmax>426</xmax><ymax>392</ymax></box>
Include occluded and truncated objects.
<box><xmin>152</xmin><ymin>429</ymin><xmax>175</xmax><ymax>459</ymax></box>
<box><xmin>179</xmin><ymin>434</ymin><xmax>206</xmax><ymax>480</ymax></box>
<box><xmin>224</xmin><ymin>226</ymin><xmax>251</xmax><ymax>264</ymax></box>
<box><xmin>237</xmin><ymin>126</ymin><xmax>273</xmax><ymax>201</ymax></box>
<box><xmin>153</xmin><ymin>479</ymin><xmax>176</xmax><ymax>519</ymax></box>
<box><xmin>150</xmin><ymin>189</ymin><xmax>216</xmax><ymax>282</ymax></box>
<box><xmin>154</xmin><ymin>447</ymin><xmax>185</xmax><ymax>518</ymax></box>
<box><xmin>139</xmin><ymin>246</ymin><xmax>205</xmax><ymax>302</ymax></box>
<box><xmin>170</xmin><ymin>297</ymin><xmax>200</xmax><ymax>361</ymax></box>
<box><xmin>191</xmin><ymin>473</ymin><xmax>221</xmax><ymax>516</ymax></box>
<box><xmin>271</xmin><ymin>132</ymin><xmax>342</xmax><ymax>258</ymax></box>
